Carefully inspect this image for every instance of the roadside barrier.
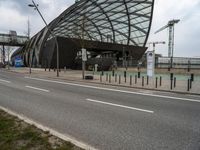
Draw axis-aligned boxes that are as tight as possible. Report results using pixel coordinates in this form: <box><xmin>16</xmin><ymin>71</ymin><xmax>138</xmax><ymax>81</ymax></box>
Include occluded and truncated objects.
<box><xmin>115</xmin><ymin>74</ymin><xmax>117</xmax><ymax>82</ymax></box>
<box><xmin>109</xmin><ymin>74</ymin><xmax>111</xmax><ymax>83</ymax></box>
<box><xmin>187</xmin><ymin>79</ymin><xmax>190</xmax><ymax>91</ymax></box>
<box><xmin>155</xmin><ymin>77</ymin><xmax>158</xmax><ymax>88</ymax></box>
<box><xmin>97</xmin><ymin>71</ymin><xmax>195</xmax><ymax>93</ymax></box>
<box><xmin>160</xmin><ymin>76</ymin><xmax>162</xmax><ymax>86</ymax></box>
<box><xmin>174</xmin><ymin>77</ymin><xmax>176</xmax><ymax>88</ymax></box>
<box><xmin>142</xmin><ymin>76</ymin><xmax>144</xmax><ymax>87</ymax></box>
<box><xmin>130</xmin><ymin>75</ymin><xmax>132</xmax><ymax>86</ymax></box>
<box><xmin>135</xmin><ymin>75</ymin><xmax>137</xmax><ymax>84</ymax></box>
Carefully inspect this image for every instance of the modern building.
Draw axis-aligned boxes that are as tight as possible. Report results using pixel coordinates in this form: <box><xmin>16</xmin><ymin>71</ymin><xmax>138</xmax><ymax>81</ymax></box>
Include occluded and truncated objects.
<box><xmin>12</xmin><ymin>0</ymin><xmax>155</xmax><ymax>70</ymax></box>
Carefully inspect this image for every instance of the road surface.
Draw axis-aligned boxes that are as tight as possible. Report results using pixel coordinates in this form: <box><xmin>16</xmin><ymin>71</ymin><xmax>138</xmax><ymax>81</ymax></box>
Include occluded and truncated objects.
<box><xmin>0</xmin><ymin>70</ymin><xmax>200</xmax><ymax>150</ymax></box>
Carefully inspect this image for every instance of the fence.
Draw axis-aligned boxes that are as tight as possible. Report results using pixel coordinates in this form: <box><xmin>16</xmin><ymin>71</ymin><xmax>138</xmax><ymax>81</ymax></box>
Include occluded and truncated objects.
<box><xmin>157</xmin><ymin>57</ymin><xmax>200</xmax><ymax>69</ymax></box>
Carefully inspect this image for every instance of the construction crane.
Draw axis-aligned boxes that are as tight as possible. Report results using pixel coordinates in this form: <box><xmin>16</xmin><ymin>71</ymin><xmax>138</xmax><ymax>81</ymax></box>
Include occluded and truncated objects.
<box><xmin>155</xmin><ymin>19</ymin><xmax>180</xmax><ymax>58</ymax></box>
<box><xmin>149</xmin><ymin>41</ymin><xmax>166</xmax><ymax>53</ymax></box>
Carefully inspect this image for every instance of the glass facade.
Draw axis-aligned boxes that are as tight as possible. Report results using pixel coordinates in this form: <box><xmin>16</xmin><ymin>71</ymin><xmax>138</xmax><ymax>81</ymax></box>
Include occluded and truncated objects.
<box><xmin>52</xmin><ymin>0</ymin><xmax>154</xmax><ymax>47</ymax></box>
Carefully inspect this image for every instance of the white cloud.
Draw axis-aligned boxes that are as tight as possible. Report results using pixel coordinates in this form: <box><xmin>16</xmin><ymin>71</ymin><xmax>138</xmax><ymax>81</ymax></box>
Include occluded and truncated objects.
<box><xmin>0</xmin><ymin>7</ymin><xmax>27</xmax><ymax>34</ymax></box>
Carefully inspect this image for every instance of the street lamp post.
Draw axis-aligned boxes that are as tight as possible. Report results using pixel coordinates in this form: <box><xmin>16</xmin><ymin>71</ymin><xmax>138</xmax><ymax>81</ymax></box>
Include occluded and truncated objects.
<box><xmin>28</xmin><ymin>0</ymin><xmax>59</xmax><ymax>77</ymax></box>
<box><xmin>29</xmin><ymin>48</ymin><xmax>32</xmax><ymax>74</ymax></box>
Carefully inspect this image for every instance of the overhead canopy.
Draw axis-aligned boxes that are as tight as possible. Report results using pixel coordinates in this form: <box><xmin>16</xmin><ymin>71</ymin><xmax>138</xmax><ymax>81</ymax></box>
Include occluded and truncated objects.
<box><xmin>12</xmin><ymin>0</ymin><xmax>154</xmax><ymax>67</ymax></box>
<box><xmin>52</xmin><ymin>0</ymin><xmax>154</xmax><ymax>47</ymax></box>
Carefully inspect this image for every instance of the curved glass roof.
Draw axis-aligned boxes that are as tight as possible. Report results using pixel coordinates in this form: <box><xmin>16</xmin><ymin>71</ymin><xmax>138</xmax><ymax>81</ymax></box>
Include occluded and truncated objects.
<box><xmin>52</xmin><ymin>0</ymin><xmax>155</xmax><ymax>47</ymax></box>
<box><xmin>18</xmin><ymin>0</ymin><xmax>154</xmax><ymax>66</ymax></box>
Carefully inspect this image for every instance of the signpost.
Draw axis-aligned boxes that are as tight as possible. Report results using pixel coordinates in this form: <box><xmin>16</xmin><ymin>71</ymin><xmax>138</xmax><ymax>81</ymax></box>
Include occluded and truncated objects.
<box><xmin>15</xmin><ymin>56</ymin><xmax>23</xmax><ymax>67</ymax></box>
<box><xmin>82</xmin><ymin>48</ymin><xmax>87</xmax><ymax>79</ymax></box>
<box><xmin>147</xmin><ymin>51</ymin><xmax>154</xmax><ymax>77</ymax></box>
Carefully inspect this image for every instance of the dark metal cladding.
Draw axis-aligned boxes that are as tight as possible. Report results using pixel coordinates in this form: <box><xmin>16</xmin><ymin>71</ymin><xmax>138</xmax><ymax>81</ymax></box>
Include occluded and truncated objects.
<box><xmin>12</xmin><ymin>0</ymin><xmax>155</xmax><ymax>69</ymax></box>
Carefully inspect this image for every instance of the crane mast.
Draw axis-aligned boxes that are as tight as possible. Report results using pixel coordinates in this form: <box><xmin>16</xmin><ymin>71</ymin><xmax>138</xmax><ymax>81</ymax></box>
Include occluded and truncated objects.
<box><xmin>155</xmin><ymin>19</ymin><xmax>180</xmax><ymax>58</ymax></box>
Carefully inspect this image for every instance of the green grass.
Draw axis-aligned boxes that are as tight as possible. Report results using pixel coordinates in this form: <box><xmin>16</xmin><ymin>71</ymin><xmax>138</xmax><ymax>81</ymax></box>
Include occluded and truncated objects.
<box><xmin>0</xmin><ymin>110</ymin><xmax>82</xmax><ymax>150</ymax></box>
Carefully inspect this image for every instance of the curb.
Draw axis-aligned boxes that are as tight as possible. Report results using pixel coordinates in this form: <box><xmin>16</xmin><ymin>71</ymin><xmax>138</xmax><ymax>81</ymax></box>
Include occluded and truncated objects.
<box><xmin>5</xmin><ymin>69</ymin><xmax>200</xmax><ymax>96</ymax></box>
<box><xmin>0</xmin><ymin>105</ymin><xmax>98</xmax><ymax>150</ymax></box>
<box><xmin>45</xmin><ymin>76</ymin><xmax>200</xmax><ymax>96</ymax></box>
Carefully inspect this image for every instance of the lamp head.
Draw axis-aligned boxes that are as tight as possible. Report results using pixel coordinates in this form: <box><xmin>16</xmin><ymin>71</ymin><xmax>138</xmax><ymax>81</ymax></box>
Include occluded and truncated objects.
<box><xmin>28</xmin><ymin>4</ymin><xmax>35</xmax><ymax>7</ymax></box>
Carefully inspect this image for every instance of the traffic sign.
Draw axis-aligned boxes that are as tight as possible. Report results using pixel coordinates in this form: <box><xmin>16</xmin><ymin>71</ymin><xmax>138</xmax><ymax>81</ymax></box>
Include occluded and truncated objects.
<box><xmin>82</xmin><ymin>48</ymin><xmax>87</xmax><ymax>61</ymax></box>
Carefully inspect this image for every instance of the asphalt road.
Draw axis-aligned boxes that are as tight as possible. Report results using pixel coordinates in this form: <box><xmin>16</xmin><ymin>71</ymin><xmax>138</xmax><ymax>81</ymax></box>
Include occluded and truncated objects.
<box><xmin>0</xmin><ymin>70</ymin><xmax>200</xmax><ymax>150</ymax></box>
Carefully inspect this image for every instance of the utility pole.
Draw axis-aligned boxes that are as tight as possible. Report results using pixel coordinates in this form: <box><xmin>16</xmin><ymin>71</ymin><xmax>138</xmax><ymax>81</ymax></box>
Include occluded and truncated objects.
<box><xmin>81</xmin><ymin>14</ymin><xmax>86</xmax><ymax>79</ymax></box>
<box><xmin>27</xmin><ymin>18</ymin><xmax>31</xmax><ymax>39</ymax></box>
<box><xmin>28</xmin><ymin>0</ymin><xmax>59</xmax><ymax>77</ymax></box>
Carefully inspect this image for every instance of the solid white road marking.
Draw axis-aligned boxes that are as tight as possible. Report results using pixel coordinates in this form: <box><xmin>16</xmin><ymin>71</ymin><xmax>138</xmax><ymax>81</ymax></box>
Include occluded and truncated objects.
<box><xmin>0</xmin><ymin>79</ymin><xmax>11</xmax><ymax>83</ymax></box>
<box><xmin>25</xmin><ymin>76</ymin><xmax>200</xmax><ymax>103</ymax></box>
<box><xmin>0</xmin><ymin>105</ymin><xmax>97</xmax><ymax>150</ymax></box>
<box><xmin>86</xmin><ymin>98</ymin><xmax>154</xmax><ymax>114</ymax></box>
<box><xmin>25</xmin><ymin>85</ymin><xmax>50</xmax><ymax>92</ymax></box>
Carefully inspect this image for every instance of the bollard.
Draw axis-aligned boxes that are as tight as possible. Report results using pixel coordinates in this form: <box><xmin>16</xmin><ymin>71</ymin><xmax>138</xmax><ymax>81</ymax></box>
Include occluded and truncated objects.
<box><xmin>170</xmin><ymin>73</ymin><xmax>174</xmax><ymax>80</ymax></box>
<box><xmin>106</xmin><ymin>73</ymin><xmax>108</xmax><ymax>81</ymax></box>
<box><xmin>124</xmin><ymin>71</ymin><xmax>127</xmax><ymax>83</ymax></box>
<box><xmin>187</xmin><ymin>79</ymin><xmax>190</xmax><ymax>91</ymax></box>
<box><xmin>190</xmin><ymin>79</ymin><xmax>192</xmax><ymax>89</ymax></box>
<box><xmin>142</xmin><ymin>76</ymin><xmax>144</xmax><ymax>87</ymax></box>
<box><xmin>170</xmin><ymin>73</ymin><xmax>173</xmax><ymax>90</ymax></box>
<box><xmin>191</xmin><ymin>74</ymin><xmax>194</xmax><ymax>82</ymax></box>
<box><xmin>124</xmin><ymin>71</ymin><xmax>127</xmax><ymax>78</ymax></box>
<box><xmin>49</xmin><ymin>68</ymin><xmax>51</xmax><ymax>72</ymax></box>
<box><xmin>115</xmin><ymin>74</ymin><xmax>117</xmax><ymax>82</ymax></box>
<box><xmin>147</xmin><ymin>76</ymin><xmax>149</xmax><ymax>85</ymax></box>
<box><xmin>45</xmin><ymin>62</ymin><xmax>47</xmax><ymax>71</ymax></box>
<box><xmin>174</xmin><ymin>77</ymin><xmax>176</xmax><ymax>88</ymax></box>
<box><xmin>109</xmin><ymin>74</ymin><xmax>111</xmax><ymax>83</ymax></box>
<box><xmin>100</xmin><ymin>74</ymin><xmax>102</xmax><ymax>82</ymax></box>
<box><xmin>101</xmin><ymin>71</ymin><xmax>104</xmax><ymax>76</ymax></box>
<box><xmin>119</xmin><ymin>75</ymin><xmax>121</xmax><ymax>84</ymax></box>
<box><xmin>138</xmin><ymin>72</ymin><xmax>141</xmax><ymax>78</ymax></box>
<box><xmin>54</xmin><ymin>68</ymin><xmax>56</xmax><ymax>72</ymax></box>
<box><xmin>156</xmin><ymin>77</ymin><xmax>158</xmax><ymax>88</ymax></box>
<box><xmin>112</xmin><ymin>70</ymin><xmax>115</xmax><ymax>77</ymax></box>
<box><xmin>160</xmin><ymin>76</ymin><xmax>162</xmax><ymax>86</ymax></box>
<box><xmin>130</xmin><ymin>75</ymin><xmax>132</xmax><ymax>86</ymax></box>
<box><xmin>135</xmin><ymin>75</ymin><xmax>137</xmax><ymax>84</ymax></box>
<box><xmin>170</xmin><ymin>79</ymin><xmax>173</xmax><ymax>90</ymax></box>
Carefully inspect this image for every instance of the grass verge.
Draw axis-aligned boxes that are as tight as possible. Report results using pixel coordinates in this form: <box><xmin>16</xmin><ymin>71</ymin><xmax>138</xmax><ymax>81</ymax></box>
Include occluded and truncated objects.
<box><xmin>0</xmin><ymin>109</ymin><xmax>83</xmax><ymax>150</ymax></box>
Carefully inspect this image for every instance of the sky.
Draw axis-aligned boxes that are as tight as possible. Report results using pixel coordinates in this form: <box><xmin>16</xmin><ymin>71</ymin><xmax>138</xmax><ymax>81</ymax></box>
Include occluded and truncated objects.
<box><xmin>0</xmin><ymin>0</ymin><xmax>200</xmax><ymax>57</ymax></box>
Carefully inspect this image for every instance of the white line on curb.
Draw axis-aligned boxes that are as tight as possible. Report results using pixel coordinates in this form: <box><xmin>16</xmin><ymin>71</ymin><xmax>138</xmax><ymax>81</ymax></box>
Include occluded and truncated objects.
<box><xmin>0</xmin><ymin>105</ymin><xmax>98</xmax><ymax>150</ymax></box>
<box><xmin>0</xmin><ymin>79</ymin><xmax>11</xmax><ymax>83</ymax></box>
<box><xmin>86</xmin><ymin>98</ymin><xmax>154</xmax><ymax>114</ymax></box>
<box><xmin>25</xmin><ymin>86</ymin><xmax>50</xmax><ymax>93</ymax></box>
<box><xmin>25</xmin><ymin>76</ymin><xmax>200</xmax><ymax>103</ymax></box>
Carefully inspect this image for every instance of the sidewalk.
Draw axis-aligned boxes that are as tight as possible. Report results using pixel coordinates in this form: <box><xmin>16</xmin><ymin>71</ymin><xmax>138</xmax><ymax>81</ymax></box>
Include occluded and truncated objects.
<box><xmin>7</xmin><ymin>67</ymin><xmax>200</xmax><ymax>95</ymax></box>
